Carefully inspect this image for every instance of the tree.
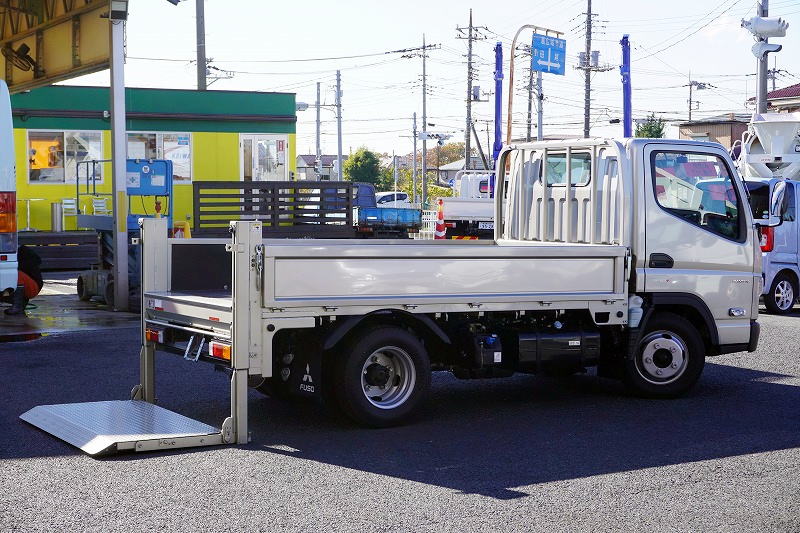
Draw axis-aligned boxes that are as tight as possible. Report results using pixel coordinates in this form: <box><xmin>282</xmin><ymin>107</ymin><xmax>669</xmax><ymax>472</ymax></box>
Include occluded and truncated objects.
<box><xmin>343</xmin><ymin>147</ymin><xmax>381</xmax><ymax>185</ymax></box>
<box><xmin>635</xmin><ymin>113</ymin><xmax>665</xmax><ymax>138</ymax></box>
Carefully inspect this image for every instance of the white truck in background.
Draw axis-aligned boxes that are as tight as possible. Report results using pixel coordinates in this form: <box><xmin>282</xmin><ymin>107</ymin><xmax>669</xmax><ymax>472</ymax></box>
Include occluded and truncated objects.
<box><xmin>734</xmin><ymin>112</ymin><xmax>800</xmax><ymax>313</ymax></box>
<box><xmin>0</xmin><ymin>79</ymin><xmax>18</xmax><ymax>299</ymax></box>
<box><xmin>438</xmin><ymin>170</ymin><xmax>495</xmax><ymax>238</ymax></box>
<box><xmin>23</xmin><ymin>137</ymin><xmax>779</xmax><ymax>456</ymax></box>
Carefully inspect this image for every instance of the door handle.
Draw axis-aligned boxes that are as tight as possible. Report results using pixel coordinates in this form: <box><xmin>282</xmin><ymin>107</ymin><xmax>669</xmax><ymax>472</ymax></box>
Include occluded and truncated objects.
<box><xmin>649</xmin><ymin>253</ymin><xmax>674</xmax><ymax>268</ymax></box>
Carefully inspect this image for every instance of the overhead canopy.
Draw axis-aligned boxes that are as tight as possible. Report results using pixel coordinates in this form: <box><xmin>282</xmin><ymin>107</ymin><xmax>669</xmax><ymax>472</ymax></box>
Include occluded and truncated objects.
<box><xmin>0</xmin><ymin>0</ymin><xmax>110</xmax><ymax>93</ymax></box>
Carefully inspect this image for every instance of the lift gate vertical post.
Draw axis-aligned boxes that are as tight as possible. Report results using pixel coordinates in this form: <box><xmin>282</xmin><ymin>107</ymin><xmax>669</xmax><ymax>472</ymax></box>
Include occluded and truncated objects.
<box><xmin>19</xmin><ymin>218</ymin><xmax>258</xmax><ymax>455</ymax></box>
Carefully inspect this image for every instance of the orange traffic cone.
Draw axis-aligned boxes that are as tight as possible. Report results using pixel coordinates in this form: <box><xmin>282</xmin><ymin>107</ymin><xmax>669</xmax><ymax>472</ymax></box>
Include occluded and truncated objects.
<box><xmin>434</xmin><ymin>199</ymin><xmax>446</xmax><ymax>240</ymax></box>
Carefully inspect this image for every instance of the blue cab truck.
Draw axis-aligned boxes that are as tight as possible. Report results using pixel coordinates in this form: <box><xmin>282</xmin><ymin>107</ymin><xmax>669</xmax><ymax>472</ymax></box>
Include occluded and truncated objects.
<box><xmin>351</xmin><ymin>183</ymin><xmax>422</xmax><ymax>238</ymax></box>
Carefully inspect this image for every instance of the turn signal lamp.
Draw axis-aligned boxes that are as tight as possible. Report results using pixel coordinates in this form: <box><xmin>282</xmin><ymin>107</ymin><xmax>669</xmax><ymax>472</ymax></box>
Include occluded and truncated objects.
<box><xmin>145</xmin><ymin>327</ymin><xmax>164</xmax><ymax>343</ymax></box>
<box><xmin>760</xmin><ymin>226</ymin><xmax>775</xmax><ymax>252</ymax></box>
<box><xmin>209</xmin><ymin>341</ymin><xmax>231</xmax><ymax>361</ymax></box>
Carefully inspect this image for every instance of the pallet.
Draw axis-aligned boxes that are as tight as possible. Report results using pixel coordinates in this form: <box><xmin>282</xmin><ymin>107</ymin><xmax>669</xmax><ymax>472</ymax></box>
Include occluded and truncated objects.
<box><xmin>18</xmin><ymin>231</ymin><xmax>100</xmax><ymax>271</ymax></box>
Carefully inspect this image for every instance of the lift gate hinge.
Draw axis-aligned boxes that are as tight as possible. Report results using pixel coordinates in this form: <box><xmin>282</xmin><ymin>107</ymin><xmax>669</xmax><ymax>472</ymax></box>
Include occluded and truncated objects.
<box><xmin>252</xmin><ymin>245</ymin><xmax>264</xmax><ymax>290</ymax></box>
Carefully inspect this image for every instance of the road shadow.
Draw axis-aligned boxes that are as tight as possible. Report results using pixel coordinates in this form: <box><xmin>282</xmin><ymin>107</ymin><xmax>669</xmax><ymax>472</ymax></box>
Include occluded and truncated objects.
<box><xmin>2</xmin><ymin>327</ymin><xmax>799</xmax><ymax>500</ymax></box>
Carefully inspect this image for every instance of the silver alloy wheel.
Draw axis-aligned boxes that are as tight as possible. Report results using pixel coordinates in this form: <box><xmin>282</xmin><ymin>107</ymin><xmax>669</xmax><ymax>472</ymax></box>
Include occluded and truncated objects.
<box><xmin>636</xmin><ymin>331</ymin><xmax>688</xmax><ymax>385</ymax></box>
<box><xmin>774</xmin><ymin>279</ymin><xmax>795</xmax><ymax>311</ymax></box>
<box><xmin>360</xmin><ymin>346</ymin><xmax>416</xmax><ymax>410</ymax></box>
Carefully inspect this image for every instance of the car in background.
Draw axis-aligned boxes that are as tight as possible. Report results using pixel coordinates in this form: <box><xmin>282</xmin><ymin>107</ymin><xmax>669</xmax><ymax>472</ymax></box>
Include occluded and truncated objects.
<box><xmin>375</xmin><ymin>191</ymin><xmax>412</xmax><ymax>208</ymax></box>
<box><xmin>746</xmin><ymin>177</ymin><xmax>798</xmax><ymax>314</ymax></box>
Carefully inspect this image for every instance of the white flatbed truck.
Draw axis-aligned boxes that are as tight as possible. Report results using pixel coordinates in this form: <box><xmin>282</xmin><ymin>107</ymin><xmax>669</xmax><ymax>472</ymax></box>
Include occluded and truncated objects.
<box><xmin>22</xmin><ymin>137</ymin><xmax>779</xmax><ymax>455</ymax></box>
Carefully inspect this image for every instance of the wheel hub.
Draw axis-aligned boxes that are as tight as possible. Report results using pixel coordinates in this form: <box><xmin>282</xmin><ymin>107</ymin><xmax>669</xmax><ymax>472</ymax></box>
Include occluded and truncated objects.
<box><xmin>360</xmin><ymin>346</ymin><xmax>416</xmax><ymax>410</ymax></box>
<box><xmin>364</xmin><ymin>363</ymin><xmax>391</xmax><ymax>388</ymax></box>
<box><xmin>638</xmin><ymin>332</ymin><xmax>687</xmax><ymax>384</ymax></box>
<box><xmin>775</xmin><ymin>280</ymin><xmax>794</xmax><ymax>310</ymax></box>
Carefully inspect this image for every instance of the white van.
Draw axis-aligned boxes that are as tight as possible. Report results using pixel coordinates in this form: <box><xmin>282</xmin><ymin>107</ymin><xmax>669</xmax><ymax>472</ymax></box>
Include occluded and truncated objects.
<box><xmin>0</xmin><ymin>80</ymin><xmax>18</xmax><ymax>298</ymax></box>
<box><xmin>746</xmin><ymin>177</ymin><xmax>798</xmax><ymax>314</ymax></box>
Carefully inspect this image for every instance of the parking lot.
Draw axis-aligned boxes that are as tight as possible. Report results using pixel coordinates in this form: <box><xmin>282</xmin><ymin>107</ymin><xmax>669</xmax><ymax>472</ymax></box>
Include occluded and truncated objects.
<box><xmin>1</xmin><ymin>284</ymin><xmax>799</xmax><ymax>532</ymax></box>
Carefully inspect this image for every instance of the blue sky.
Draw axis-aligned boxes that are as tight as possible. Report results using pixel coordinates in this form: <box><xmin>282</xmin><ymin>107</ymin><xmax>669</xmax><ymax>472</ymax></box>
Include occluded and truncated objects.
<box><xmin>73</xmin><ymin>0</ymin><xmax>800</xmax><ymax>155</ymax></box>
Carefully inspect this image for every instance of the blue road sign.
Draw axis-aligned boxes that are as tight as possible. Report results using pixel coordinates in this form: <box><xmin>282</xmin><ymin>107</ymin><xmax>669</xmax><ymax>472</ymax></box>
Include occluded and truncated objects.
<box><xmin>531</xmin><ymin>34</ymin><xmax>566</xmax><ymax>76</ymax></box>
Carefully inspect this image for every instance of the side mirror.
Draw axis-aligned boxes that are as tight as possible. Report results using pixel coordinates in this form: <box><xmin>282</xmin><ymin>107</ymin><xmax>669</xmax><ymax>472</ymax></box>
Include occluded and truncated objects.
<box><xmin>756</xmin><ymin>180</ymin><xmax>786</xmax><ymax>228</ymax></box>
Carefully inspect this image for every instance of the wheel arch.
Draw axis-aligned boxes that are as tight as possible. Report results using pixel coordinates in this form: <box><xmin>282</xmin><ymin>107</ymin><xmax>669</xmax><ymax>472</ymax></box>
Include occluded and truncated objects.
<box><xmin>322</xmin><ymin>310</ymin><xmax>451</xmax><ymax>353</ymax></box>
<box><xmin>644</xmin><ymin>293</ymin><xmax>718</xmax><ymax>351</ymax></box>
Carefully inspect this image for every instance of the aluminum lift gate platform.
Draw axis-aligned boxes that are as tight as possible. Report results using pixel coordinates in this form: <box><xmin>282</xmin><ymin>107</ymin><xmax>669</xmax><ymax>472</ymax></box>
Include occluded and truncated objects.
<box><xmin>20</xmin><ymin>400</ymin><xmax>225</xmax><ymax>456</ymax></box>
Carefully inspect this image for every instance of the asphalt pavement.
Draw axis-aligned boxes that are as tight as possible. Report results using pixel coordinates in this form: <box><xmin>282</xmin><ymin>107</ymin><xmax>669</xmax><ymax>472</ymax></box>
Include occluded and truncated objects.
<box><xmin>1</xmin><ymin>311</ymin><xmax>799</xmax><ymax>532</ymax></box>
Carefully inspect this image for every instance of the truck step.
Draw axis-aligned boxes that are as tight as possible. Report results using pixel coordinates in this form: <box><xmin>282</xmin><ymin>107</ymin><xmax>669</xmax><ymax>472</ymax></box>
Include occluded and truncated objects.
<box><xmin>20</xmin><ymin>400</ymin><xmax>222</xmax><ymax>456</ymax></box>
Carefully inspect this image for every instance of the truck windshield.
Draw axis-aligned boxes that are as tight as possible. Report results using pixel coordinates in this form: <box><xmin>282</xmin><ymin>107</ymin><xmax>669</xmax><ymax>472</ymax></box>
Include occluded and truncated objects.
<box><xmin>745</xmin><ymin>182</ymin><xmax>770</xmax><ymax>220</ymax></box>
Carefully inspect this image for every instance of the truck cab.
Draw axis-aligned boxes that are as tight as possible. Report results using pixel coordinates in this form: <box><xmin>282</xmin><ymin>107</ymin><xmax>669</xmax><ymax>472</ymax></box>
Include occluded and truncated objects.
<box><xmin>0</xmin><ymin>80</ymin><xmax>17</xmax><ymax>300</ymax></box>
<box><xmin>745</xmin><ymin>177</ymin><xmax>798</xmax><ymax>313</ymax></box>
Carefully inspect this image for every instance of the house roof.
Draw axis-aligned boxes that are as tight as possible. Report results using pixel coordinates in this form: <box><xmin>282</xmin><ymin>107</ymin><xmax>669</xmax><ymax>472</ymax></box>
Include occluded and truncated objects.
<box><xmin>297</xmin><ymin>154</ymin><xmax>348</xmax><ymax>167</ymax></box>
<box><xmin>677</xmin><ymin>113</ymin><xmax>751</xmax><ymax>126</ymax></box>
<box><xmin>768</xmin><ymin>82</ymin><xmax>800</xmax><ymax>100</ymax></box>
<box><xmin>439</xmin><ymin>156</ymin><xmax>487</xmax><ymax>171</ymax></box>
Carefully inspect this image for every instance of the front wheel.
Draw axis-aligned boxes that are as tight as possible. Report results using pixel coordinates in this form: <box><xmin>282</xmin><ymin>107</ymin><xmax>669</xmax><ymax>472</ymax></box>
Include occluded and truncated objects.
<box><xmin>623</xmin><ymin>312</ymin><xmax>705</xmax><ymax>398</ymax></box>
<box><xmin>764</xmin><ymin>273</ymin><xmax>797</xmax><ymax>314</ymax></box>
<box><xmin>333</xmin><ymin>326</ymin><xmax>430</xmax><ymax>427</ymax></box>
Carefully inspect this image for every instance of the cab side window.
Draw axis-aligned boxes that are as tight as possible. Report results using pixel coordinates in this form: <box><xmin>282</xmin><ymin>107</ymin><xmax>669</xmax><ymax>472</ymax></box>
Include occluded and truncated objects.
<box><xmin>652</xmin><ymin>151</ymin><xmax>743</xmax><ymax>241</ymax></box>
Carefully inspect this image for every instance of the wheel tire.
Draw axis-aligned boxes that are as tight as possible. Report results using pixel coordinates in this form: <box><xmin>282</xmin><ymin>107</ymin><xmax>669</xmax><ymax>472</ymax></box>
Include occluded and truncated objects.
<box><xmin>764</xmin><ymin>272</ymin><xmax>797</xmax><ymax>315</ymax></box>
<box><xmin>104</xmin><ymin>281</ymin><xmax>114</xmax><ymax>307</ymax></box>
<box><xmin>623</xmin><ymin>312</ymin><xmax>705</xmax><ymax>399</ymax></box>
<box><xmin>77</xmin><ymin>276</ymin><xmax>91</xmax><ymax>301</ymax></box>
<box><xmin>333</xmin><ymin>326</ymin><xmax>430</xmax><ymax>427</ymax></box>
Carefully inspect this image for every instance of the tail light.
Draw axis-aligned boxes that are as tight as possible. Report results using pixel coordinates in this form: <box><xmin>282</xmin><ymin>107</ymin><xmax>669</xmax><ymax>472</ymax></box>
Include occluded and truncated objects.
<box><xmin>0</xmin><ymin>192</ymin><xmax>17</xmax><ymax>254</ymax></box>
<box><xmin>209</xmin><ymin>341</ymin><xmax>231</xmax><ymax>361</ymax></box>
<box><xmin>0</xmin><ymin>192</ymin><xmax>16</xmax><ymax>232</ymax></box>
<box><xmin>145</xmin><ymin>327</ymin><xmax>164</xmax><ymax>343</ymax></box>
<box><xmin>760</xmin><ymin>226</ymin><xmax>775</xmax><ymax>252</ymax></box>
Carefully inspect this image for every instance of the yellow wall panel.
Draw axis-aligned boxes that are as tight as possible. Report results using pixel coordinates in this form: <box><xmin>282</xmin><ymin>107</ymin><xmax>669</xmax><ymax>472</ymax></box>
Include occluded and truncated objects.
<box><xmin>14</xmin><ymin>129</ymin><xmax>301</xmax><ymax>231</ymax></box>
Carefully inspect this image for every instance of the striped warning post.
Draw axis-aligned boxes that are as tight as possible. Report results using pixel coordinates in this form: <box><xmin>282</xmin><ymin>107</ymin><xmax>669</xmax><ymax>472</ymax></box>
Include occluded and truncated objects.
<box><xmin>434</xmin><ymin>199</ymin><xmax>447</xmax><ymax>239</ymax></box>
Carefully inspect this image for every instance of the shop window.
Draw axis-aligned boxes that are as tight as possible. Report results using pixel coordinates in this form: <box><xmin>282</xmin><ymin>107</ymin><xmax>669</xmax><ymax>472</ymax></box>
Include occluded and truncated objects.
<box><xmin>29</xmin><ymin>130</ymin><xmax>104</xmax><ymax>184</ymax></box>
<box><xmin>128</xmin><ymin>132</ymin><xmax>192</xmax><ymax>183</ymax></box>
<box><xmin>28</xmin><ymin>131</ymin><xmax>65</xmax><ymax>183</ymax></box>
<box><xmin>67</xmin><ymin>131</ymin><xmax>104</xmax><ymax>184</ymax></box>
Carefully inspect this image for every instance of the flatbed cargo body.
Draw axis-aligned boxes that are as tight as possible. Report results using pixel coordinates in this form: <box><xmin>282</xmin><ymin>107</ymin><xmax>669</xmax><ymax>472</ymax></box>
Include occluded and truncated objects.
<box><xmin>143</xmin><ymin>238</ymin><xmax>628</xmax><ymax>330</ymax></box>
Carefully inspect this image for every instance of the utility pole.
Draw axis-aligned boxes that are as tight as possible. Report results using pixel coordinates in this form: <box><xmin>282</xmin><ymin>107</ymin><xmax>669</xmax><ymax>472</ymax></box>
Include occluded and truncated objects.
<box><xmin>526</xmin><ymin>67</ymin><xmax>534</xmax><ymax>141</ymax></box>
<box><xmin>575</xmin><ymin>1</ymin><xmax>612</xmax><ymax>137</ymax></box>
<box><xmin>196</xmin><ymin>0</ymin><xmax>206</xmax><ymax>91</ymax></box>
<box><xmin>393</xmin><ymin>151</ymin><xmax>398</xmax><ymax>192</ymax></box>
<box><xmin>583</xmin><ymin>0</ymin><xmax>592</xmax><ymax>138</ymax></box>
<box><xmin>536</xmin><ymin>71</ymin><xmax>543</xmax><ymax>141</ymax></box>
<box><xmin>422</xmin><ymin>34</ymin><xmax>428</xmax><ymax>206</ymax></box>
<box><xmin>412</xmin><ymin>112</ymin><xmax>418</xmax><ymax>203</ymax></box>
<box><xmin>336</xmin><ymin>70</ymin><xmax>343</xmax><ymax>181</ymax></box>
<box><xmin>687</xmin><ymin>76</ymin><xmax>709</xmax><ymax>121</ymax></box>
<box><xmin>465</xmin><ymin>10</ymin><xmax>474</xmax><ymax>168</ymax></box>
<box><xmin>315</xmin><ymin>82</ymin><xmax>321</xmax><ymax>178</ymax></box>
<box><xmin>457</xmin><ymin>10</ymin><xmax>488</xmax><ymax>170</ymax></box>
<box><xmin>757</xmin><ymin>0</ymin><xmax>769</xmax><ymax>113</ymax></box>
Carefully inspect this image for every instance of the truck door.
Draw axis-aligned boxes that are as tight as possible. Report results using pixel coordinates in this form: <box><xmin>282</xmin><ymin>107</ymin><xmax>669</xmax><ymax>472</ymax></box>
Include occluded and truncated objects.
<box><xmin>644</xmin><ymin>144</ymin><xmax>755</xmax><ymax>346</ymax></box>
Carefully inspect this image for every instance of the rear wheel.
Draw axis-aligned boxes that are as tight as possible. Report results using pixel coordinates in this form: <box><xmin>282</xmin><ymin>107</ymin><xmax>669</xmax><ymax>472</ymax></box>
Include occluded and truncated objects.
<box><xmin>623</xmin><ymin>312</ymin><xmax>705</xmax><ymax>398</ymax></box>
<box><xmin>333</xmin><ymin>326</ymin><xmax>430</xmax><ymax>427</ymax></box>
<box><xmin>77</xmin><ymin>275</ymin><xmax>91</xmax><ymax>301</ymax></box>
<box><xmin>103</xmin><ymin>281</ymin><xmax>114</xmax><ymax>307</ymax></box>
<box><xmin>764</xmin><ymin>272</ymin><xmax>797</xmax><ymax>314</ymax></box>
